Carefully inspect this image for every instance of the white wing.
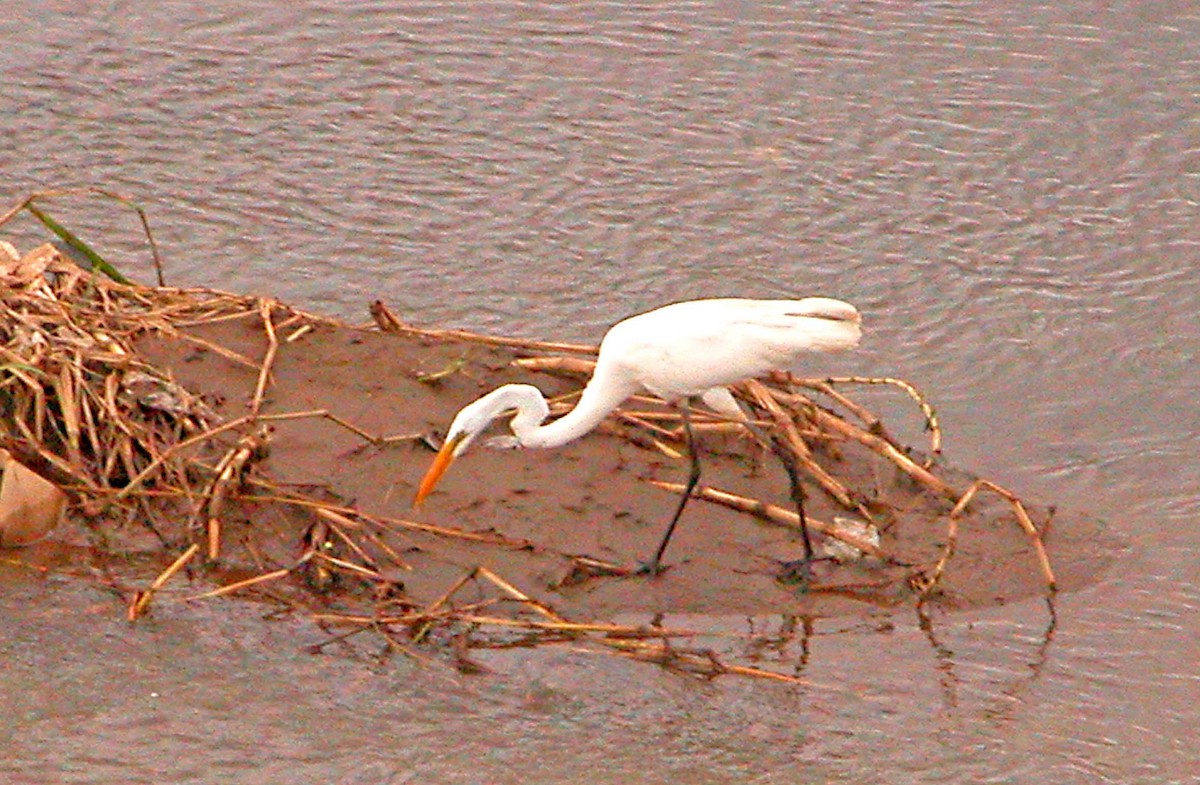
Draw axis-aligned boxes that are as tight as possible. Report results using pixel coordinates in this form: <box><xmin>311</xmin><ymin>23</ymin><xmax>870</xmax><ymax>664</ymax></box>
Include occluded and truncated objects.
<box><xmin>597</xmin><ymin>298</ymin><xmax>861</xmax><ymax>400</ymax></box>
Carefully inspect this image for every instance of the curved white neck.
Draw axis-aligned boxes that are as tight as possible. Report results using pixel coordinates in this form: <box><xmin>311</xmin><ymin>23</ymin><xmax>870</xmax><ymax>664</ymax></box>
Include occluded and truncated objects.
<box><xmin>502</xmin><ymin>374</ymin><xmax>638</xmax><ymax>449</ymax></box>
<box><xmin>522</xmin><ymin>376</ymin><xmax>637</xmax><ymax>448</ymax></box>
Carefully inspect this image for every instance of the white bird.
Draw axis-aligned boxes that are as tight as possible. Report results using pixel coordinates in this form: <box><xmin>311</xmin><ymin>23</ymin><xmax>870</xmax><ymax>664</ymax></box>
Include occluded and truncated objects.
<box><xmin>414</xmin><ymin>297</ymin><xmax>862</xmax><ymax>577</ymax></box>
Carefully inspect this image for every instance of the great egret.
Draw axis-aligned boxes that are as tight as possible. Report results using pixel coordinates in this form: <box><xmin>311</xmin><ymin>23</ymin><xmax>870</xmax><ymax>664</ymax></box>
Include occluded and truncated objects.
<box><xmin>414</xmin><ymin>297</ymin><xmax>862</xmax><ymax>577</ymax></box>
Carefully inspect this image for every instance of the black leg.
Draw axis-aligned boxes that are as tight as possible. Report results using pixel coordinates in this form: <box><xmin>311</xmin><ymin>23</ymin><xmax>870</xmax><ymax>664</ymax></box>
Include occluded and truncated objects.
<box><xmin>640</xmin><ymin>402</ymin><xmax>701</xmax><ymax>575</ymax></box>
<box><xmin>739</xmin><ymin>417</ymin><xmax>815</xmax><ymax>587</ymax></box>
<box><xmin>772</xmin><ymin>438</ymin><xmax>815</xmax><ymax>588</ymax></box>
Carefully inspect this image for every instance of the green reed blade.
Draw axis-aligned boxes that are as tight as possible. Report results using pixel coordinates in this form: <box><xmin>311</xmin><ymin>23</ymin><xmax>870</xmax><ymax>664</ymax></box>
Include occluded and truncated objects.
<box><xmin>25</xmin><ymin>203</ymin><xmax>131</xmax><ymax>284</ymax></box>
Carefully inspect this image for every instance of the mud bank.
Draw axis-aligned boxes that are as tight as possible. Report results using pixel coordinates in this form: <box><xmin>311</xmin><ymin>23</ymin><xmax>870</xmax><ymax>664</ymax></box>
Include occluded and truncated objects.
<box><xmin>136</xmin><ymin>306</ymin><xmax>1111</xmax><ymax>616</ymax></box>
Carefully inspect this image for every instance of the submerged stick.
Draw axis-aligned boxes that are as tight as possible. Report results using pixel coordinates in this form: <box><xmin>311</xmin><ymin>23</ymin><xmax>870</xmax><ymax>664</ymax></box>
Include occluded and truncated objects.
<box><xmin>916</xmin><ymin>511</ymin><xmax>959</xmax><ymax>600</ymax></box>
<box><xmin>452</xmin><ymin>615</ymin><xmax>706</xmax><ymax>638</ymax></box>
<box><xmin>588</xmin><ymin>638</ymin><xmax>810</xmax><ymax>684</ymax></box>
<box><xmin>410</xmin><ymin>567</ymin><xmax>481</xmax><ymax>643</ymax></box>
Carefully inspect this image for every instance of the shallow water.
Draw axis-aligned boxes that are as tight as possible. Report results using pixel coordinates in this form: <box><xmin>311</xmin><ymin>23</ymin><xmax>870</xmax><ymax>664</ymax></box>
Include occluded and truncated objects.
<box><xmin>2</xmin><ymin>1</ymin><xmax>1199</xmax><ymax>782</ymax></box>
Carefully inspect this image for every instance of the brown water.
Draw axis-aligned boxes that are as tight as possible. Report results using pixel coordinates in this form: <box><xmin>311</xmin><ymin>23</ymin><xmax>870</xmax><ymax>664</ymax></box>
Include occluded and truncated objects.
<box><xmin>2</xmin><ymin>1</ymin><xmax>1198</xmax><ymax>782</ymax></box>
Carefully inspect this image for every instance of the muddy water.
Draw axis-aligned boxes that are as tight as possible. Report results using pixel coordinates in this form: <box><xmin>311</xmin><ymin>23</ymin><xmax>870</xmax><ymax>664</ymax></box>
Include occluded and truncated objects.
<box><xmin>2</xmin><ymin>2</ymin><xmax>1198</xmax><ymax>783</ymax></box>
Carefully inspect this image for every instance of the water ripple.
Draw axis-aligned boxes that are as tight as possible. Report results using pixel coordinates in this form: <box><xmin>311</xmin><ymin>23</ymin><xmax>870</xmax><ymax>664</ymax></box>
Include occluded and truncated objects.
<box><xmin>2</xmin><ymin>2</ymin><xmax>1199</xmax><ymax>782</ymax></box>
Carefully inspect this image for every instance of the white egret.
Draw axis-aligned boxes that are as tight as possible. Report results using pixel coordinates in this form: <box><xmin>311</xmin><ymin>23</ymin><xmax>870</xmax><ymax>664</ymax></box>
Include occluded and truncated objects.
<box><xmin>414</xmin><ymin>297</ymin><xmax>862</xmax><ymax>577</ymax></box>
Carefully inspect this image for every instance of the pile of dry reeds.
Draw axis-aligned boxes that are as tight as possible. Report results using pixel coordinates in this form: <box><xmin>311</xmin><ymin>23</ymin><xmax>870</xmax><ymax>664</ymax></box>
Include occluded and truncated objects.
<box><xmin>1</xmin><ymin>195</ymin><xmax>1055</xmax><ymax>680</ymax></box>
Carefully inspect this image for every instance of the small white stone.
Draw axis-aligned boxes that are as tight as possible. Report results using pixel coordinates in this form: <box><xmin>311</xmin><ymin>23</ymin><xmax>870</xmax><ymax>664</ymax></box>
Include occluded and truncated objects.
<box><xmin>820</xmin><ymin>517</ymin><xmax>881</xmax><ymax>562</ymax></box>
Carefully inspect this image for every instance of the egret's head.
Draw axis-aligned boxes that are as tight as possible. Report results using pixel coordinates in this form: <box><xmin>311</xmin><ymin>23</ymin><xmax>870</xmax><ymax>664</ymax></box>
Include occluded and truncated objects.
<box><xmin>413</xmin><ymin>385</ymin><xmax>544</xmax><ymax>507</ymax></box>
<box><xmin>412</xmin><ymin>407</ymin><xmax>488</xmax><ymax>507</ymax></box>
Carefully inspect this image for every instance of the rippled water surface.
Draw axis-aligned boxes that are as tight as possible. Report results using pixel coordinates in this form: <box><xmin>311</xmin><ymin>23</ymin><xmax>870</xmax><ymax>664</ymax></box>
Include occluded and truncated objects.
<box><xmin>3</xmin><ymin>2</ymin><xmax>1199</xmax><ymax>783</ymax></box>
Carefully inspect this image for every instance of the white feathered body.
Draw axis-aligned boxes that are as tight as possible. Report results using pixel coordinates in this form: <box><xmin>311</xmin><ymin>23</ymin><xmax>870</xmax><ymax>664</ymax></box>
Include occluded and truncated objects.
<box><xmin>514</xmin><ymin>297</ymin><xmax>861</xmax><ymax>449</ymax></box>
<box><xmin>596</xmin><ymin>297</ymin><xmax>861</xmax><ymax>402</ymax></box>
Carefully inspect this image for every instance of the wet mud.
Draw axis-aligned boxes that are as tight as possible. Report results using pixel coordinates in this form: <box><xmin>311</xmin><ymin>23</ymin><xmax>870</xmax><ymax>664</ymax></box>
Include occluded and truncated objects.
<box><xmin>100</xmin><ymin>306</ymin><xmax>1116</xmax><ymax>626</ymax></box>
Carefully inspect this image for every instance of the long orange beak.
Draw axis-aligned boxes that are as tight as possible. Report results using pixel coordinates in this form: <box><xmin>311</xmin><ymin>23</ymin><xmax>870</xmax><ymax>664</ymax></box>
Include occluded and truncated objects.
<box><xmin>413</xmin><ymin>432</ymin><xmax>465</xmax><ymax>507</ymax></box>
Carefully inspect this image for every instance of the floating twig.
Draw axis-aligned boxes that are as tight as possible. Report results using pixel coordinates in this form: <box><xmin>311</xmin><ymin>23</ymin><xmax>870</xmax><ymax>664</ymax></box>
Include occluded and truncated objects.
<box><xmin>128</xmin><ymin>543</ymin><xmax>200</xmax><ymax>620</ymax></box>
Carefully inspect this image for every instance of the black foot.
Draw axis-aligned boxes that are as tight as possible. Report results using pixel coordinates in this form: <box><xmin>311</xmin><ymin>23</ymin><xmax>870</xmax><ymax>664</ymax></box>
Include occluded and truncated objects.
<box><xmin>635</xmin><ymin>559</ymin><xmax>671</xmax><ymax>577</ymax></box>
<box><xmin>776</xmin><ymin>558</ymin><xmax>812</xmax><ymax>590</ymax></box>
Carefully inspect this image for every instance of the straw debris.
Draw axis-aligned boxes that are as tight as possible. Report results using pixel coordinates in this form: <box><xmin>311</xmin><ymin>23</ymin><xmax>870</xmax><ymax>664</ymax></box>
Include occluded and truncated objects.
<box><xmin>0</xmin><ymin>213</ymin><xmax>1058</xmax><ymax>680</ymax></box>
